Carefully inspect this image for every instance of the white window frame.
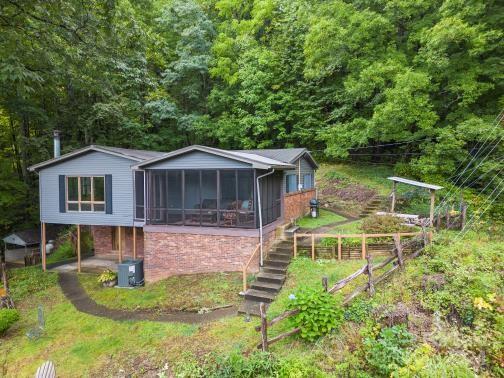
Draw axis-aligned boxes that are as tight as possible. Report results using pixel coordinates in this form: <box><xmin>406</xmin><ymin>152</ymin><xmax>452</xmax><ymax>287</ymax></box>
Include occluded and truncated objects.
<box><xmin>66</xmin><ymin>176</ymin><xmax>105</xmax><ymax>213</ymax></box>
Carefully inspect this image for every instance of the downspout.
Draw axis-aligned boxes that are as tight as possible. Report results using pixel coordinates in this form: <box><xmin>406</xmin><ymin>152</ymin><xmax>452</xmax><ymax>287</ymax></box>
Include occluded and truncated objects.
<box><xmin>256</xmin><ymin>169</ymin><xmax>275</xmax><ymax>266</ymax></box>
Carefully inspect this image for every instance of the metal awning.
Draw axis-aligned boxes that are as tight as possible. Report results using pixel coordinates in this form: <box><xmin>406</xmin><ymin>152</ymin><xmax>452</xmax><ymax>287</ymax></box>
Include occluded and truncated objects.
<box><xmin>387</xmin><ymin>177</ymin><xmax>443</xmax><ymax>191</ymax></box>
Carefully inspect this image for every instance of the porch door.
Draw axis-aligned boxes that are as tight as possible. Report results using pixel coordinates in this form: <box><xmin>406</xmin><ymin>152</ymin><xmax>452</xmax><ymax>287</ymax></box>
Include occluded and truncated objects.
<box><xmin>111</xmin><ymin>226</ymin><xmax>120</xmax><ymax>250</ymax></box>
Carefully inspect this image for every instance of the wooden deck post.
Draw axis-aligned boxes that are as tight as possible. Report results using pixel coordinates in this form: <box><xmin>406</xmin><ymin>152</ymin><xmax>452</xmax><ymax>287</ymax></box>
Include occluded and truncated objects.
<box><xmin>77</xmin><ymin>224</ymin><xmax>81</xmax><ymax>273</ymax></box>
<box><xmin>391</xmin><ymin>181</ymin><xmax>397</xmax><ymax>212</ymax></box>
<box><xmin>429</xmin><ymin>189</ymin><xmax>436</xmax><ymax>227</ymax></box>
<box><xmin>311</xmin><ymin>234</ymin><xmax>315</xmax><ymax>261</ymax></box>
<box><xmin>41</xmin><ymin>222</ymin><xmax>46</xmax><ymax>272</ymax></box>
<box><xmin>259</xmin><ymin>302</ymin><xmax>268</xmax><ymax>352</ymax></box>
<box><xmin>361</xmin><ymin>234</ymin><xmax>366</xmax><ymax>259</ymax></box>
<box><xmin>133</xmin><ymin>226</ymin><xmax>137</xmax><ymax>260</ymax></box>
<box><xmin>118</xmin><ymin>226</ymin><xmax>123</xmax><ymax>263</ymax></box>
<box><xmin>337</xmin><ymin>235</ymin><xmax>342</xmax><ymax>260</ymax></box>
<box><xmin>293</xmin><ymin>233</ymin><xmax>297</xmax><ymax>258</ymax></box>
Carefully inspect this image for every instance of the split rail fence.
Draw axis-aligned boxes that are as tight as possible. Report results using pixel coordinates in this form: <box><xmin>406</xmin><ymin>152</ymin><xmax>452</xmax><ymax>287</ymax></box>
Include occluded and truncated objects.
<box><xmin>256</xmin><ymin>230</ymin><xmax>431</xmax><ymax>351</ymax></box>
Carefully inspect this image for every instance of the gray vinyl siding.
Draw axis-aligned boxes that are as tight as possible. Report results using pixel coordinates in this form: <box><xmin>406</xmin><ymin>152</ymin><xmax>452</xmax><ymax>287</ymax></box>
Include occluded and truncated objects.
<box><xmin>144</xmin><ymin>151</ymin><xmax>252</xmax><ymax>169</ymax></box>
<box><xmin>38</xmin><ymin>151</ymin><xmax>136</xmax><ymax>226</ymax></box>
<box><xmin>299</xmin><ymin>156</ymin><xmax>314</xmax><ymax>189</ymax></box>
<box><xmin>281</xmin><ymin>156</ymin><xmax>316</xmax><ymax>194</ymax></box>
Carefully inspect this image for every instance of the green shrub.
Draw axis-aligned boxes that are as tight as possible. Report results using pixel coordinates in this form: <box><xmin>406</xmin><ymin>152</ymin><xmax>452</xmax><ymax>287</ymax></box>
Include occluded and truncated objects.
<box><xmin>47</xmin><ymin>240</ymin><xmax>74</xmax><ymax>264</ymax></box>
<box><xmin>344</xmin><ymin>298</ymin><xmax>373</xmax><ymax>323</ymax></box>
<box><xmin>0</xmin><ymin>309</ymin><xmax>20</xmax><ymax>335</ymax></box>
<box><xmin>363</xmin><ymin>325</ymin><xmax>415</xmax><ymax>376</ymax></box>
<box><xmin>97</xmin><ymin>269</ymin><xmax>117</xmax><ymax>283</ymax></box>
<box><xmin>288</xmin><ymin>286</ymin><xmax>344</xmax><ymax>341</ymax></box>
<box><xmin>361</xmin><ymin>215</ymin><xmax>411</xmax><ymax>234</ymax></box>
<box><xmin>393</xmin><ymin>344</ymin><xmax>476</xmax><ymax>378</ymax></box>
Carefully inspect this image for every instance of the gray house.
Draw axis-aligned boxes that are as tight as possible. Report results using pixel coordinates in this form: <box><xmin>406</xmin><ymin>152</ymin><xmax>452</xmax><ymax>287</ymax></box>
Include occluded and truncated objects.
<box><xmin>29</xmin><ymin>139</ymin><xmax>317</xmax><ymax>282</ymax></box>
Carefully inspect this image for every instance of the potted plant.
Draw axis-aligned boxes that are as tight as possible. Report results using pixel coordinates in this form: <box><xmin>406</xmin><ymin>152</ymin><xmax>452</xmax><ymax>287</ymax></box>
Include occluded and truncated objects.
<box><xmin>97</xmin><ymin>269</ymin><xmax>117</xmax><ymax>287</ymax></box>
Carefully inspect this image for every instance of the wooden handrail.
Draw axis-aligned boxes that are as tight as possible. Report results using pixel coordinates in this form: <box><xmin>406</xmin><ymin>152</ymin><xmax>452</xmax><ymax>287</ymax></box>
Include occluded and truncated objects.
<box><xmin>242</xmin><ymin>243</ymin><xmax>261</xmax><ymax>292</ymax></box>
<box><xmin>295</xmin><ymin>231</ymin><xmax>422</xmax><ymax>238</ymax></box>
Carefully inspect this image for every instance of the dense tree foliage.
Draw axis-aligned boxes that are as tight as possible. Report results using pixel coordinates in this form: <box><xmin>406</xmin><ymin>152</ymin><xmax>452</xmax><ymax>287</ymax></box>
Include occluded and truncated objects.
<box><xmin>0</xmin><ymin>0</ymin><xmax>502</xmax><ymax>232</ymax></box>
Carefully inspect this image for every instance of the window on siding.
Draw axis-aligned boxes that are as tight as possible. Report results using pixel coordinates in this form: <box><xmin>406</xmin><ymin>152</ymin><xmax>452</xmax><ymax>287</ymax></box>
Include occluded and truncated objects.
<box><xmin>303</xmin><ymin>174</ymin><xmax>313</xmax><ymax>189</ymax></box>
<box><xmin>286</xmin><ymin>174</ymin><xmax>297</xmax><ymax>193</ymax></box>
<box><xmin>66</xmin><ymin>176</ymin><xmax>105</xmax><ymax>212</ymax></box>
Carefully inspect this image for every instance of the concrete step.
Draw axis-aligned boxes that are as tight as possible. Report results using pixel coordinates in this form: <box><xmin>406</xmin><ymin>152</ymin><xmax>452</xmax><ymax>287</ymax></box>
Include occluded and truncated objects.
<box><xmin>273</xmin><ymin>246</ymin><xmax>293</xmax><ymax>254</ymax></box>
<box><xmin>238</xmin><ymin>300</ymin><xmax>266</xmax><ymax>316</ymax></box>
<box><xmin>268</xmin><ymin>253</ymin><xmax>291</xmax><ymax>261</ymax></box>
<box><xmin>244</xmin><ymin>289</ymin><xmax>276</xmax><ymax>303</ymax></box>
<box><xmin>256</xmin><ymin>272</ymin><xmax>285</xmax><ymax>284</ymax></box>
<box><xmin>263</xmin><ymin>259</ymin><xmax>289</xmax><ymax>268</ymax></box>
<box><xmin>261</xmin><ymin>266</ymin><xmax>287</xmax><ymax>275</ymax></box>
<box><xmin>251</xmin><ymin>281</ymin><xmax>282</xmax><ymax>293</ymax></box>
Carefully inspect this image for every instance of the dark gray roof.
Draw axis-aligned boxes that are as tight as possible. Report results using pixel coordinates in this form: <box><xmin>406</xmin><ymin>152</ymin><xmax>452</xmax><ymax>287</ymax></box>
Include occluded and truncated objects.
<box><xmin>238</xmin><ymin>148</ymin><xmax>318</xmax><ymax>168</ymax></box>
<box><xmin>237</xmin><ymin>148</ymin><xmax>305</xmax><ymax>163</ymax></box>
<box><xmin>97</xmin><ymin>146</ymin><xmax>165</xmax><ymax>161</ymax></box>
<box><xmin>3</xmin><ymin>226</ymin><xmax>63</xmax><ymax>246</ymax></box>
<box><xmin>134</xmin><ymin>145</ymin><xmax>296</xmax><ymax>170</ymax></box>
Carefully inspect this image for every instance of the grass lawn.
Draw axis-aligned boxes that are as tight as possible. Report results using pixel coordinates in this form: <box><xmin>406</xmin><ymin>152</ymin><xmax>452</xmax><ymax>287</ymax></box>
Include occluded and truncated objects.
<box><xmin>79</xmin><ymin>272</ymin><xmax>243</xmax><ymax>311</ymax></box>
<box><xmin>296</xmin><ymin>209</ymin><xmax>346</xmax><ymax>229</ymax></box>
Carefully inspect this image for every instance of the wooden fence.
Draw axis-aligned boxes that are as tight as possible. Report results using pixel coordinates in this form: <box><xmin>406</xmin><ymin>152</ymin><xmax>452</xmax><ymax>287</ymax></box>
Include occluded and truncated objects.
<box><xmin>256</xmin><ymin>231</ymin><xmax>429</xmax><ymax>351</ymax></box>
<box><xmin>294</xmin><ymin>231</ymin><xmax>426</xmax><ymax>261</ymax></box>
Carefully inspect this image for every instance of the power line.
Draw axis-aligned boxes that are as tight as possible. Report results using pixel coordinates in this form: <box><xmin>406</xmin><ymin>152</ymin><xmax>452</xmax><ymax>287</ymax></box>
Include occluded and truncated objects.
<box><xmin>453</xmin><ymin>179</ymin><xmax>504</xmax><ymax>242</ymax></box>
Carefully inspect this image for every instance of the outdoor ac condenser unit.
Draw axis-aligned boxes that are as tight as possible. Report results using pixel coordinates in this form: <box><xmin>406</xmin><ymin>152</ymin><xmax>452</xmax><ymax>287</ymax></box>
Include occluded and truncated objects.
<box><xmin>117</xmin><ymin>259</ymin><xmax>144</xmax><ymax>288</ymax></box>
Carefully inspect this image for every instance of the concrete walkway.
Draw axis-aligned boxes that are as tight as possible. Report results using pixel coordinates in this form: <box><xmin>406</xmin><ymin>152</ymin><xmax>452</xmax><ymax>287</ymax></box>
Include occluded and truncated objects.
<box><xmin>58</xmin><ymin>272</ymin><xmax>238</xmax><ymax>324</ymax></box>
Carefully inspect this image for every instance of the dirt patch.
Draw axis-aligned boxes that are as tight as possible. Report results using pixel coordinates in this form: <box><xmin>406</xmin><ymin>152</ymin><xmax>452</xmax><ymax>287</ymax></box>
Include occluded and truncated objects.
<box><xmin>320</xmin><ymin>184</ymin><xmax>376</xmax><ymax>203</ymax></box>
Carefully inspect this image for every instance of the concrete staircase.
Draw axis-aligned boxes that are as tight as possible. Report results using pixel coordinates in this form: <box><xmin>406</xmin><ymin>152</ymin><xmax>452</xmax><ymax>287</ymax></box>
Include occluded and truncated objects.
<box><xmin>238</xmin><ymin>239</ymin><xmax>293</xmax><ymax>316</ymax></box>
<box><xmin>359</xmin><ymin>195</ymin><xmax>388</xmax><ymax>218</ymax></box>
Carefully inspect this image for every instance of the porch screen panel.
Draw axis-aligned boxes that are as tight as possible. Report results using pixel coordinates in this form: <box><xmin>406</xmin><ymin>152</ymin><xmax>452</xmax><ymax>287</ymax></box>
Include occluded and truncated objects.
<box><xmin>184</xmin><ymin>171</ymin><xmax>201</xmax><ymax>225</ymax></box>
<box><xmin>201</xmin><ymin>170</ymin><xmax>217</xmax><ymax>226</ymax></box>
<box><xmin>237</xmin><ymin>170</ymin><xmax>254</xmax><ymax>227</ymax></box>
<box><xmin>220</xmin><ymin>170</ymin><xmax>237</xmax><ymax>227</ymax></box>
<box><xmin>167</xmin><ymin>171</ymin><xmax>182</xmax><ymax>224</ymax></box>
<box><xmin>151</xmin><ymin>171</ymin><xmax>167</xmax><ymax>224</ymax></box>
<box><xmin>260</xmin><ymin>172</ymin><xmax>282</xmax><ymax>226</ymax></box>
<box><xmin>134</xmin><ymin>171</ymin><xmax>145</xmax><ymax>219</ymax></box>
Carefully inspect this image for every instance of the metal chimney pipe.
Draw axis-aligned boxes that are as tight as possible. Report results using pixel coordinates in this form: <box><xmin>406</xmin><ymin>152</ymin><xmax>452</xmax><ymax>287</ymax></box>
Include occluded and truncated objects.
<box><xmin>53</xmin><ymin>130</ymin><xmax>61</xmax><ymax>158</ymax></box>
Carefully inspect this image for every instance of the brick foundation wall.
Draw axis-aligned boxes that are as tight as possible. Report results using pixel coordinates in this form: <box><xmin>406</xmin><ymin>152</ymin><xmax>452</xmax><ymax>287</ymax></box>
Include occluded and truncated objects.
<box><xmin>91</xmin><ymin>226</ymin><xmax>144</xmax><ymax>258</ymax></box>
<box><xmin>284</xmin><ymin>188</ymin><xmax>316</xmax><ymax>222</ymax></box>
<box><xmin>143</xmin><ymin>228</ymin><xmax>276</xmax><ymax>282</ymax></box>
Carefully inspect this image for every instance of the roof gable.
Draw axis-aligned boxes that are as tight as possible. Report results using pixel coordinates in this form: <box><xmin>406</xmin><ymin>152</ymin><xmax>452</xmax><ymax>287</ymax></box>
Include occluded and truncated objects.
<box><xmin>134</xmin><ymin>145</ymin><xmax>296</xmax><ymax>170</ymax></box>
<box><xmin>28</xmin><ymin>145</ymin><xmax>165</xmax><ymax>172</ymax></box>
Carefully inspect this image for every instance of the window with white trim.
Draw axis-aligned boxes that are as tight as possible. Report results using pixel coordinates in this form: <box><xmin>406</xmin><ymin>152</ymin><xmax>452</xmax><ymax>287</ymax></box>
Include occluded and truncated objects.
<box><xmin>66</xmin><ymin>176</ymin><xmax>105</xmax><ymax>212</ymax></box>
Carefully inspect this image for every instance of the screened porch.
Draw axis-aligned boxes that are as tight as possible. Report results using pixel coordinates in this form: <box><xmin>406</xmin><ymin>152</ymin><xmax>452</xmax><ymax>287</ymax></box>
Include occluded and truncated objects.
<box><xmin>135</xmin><ymin>169</ymin><xmax>282</xmax><ymax>229</ymax></box>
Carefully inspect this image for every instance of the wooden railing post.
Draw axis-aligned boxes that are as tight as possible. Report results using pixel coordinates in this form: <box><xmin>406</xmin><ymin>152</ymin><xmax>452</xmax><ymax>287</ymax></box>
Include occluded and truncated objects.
<box><xmin>322</xmin><ymin>276</ymin><xmax>328</xmax><ymax>292</ymax></box>
<box><xmin>311</xmin><ymin>234</ymin><xmax>315</xmax><ymax>261</ymax></box>
<box><xmin>259</xmin><ymin>302</ymin><xmax>268</xmax><ymax>352</ymax></box>
<box><xmin>337</xmin><ymin>235</ymin><xmax>342</xmax><ymax>260</ymax></box>
<box><xmin>461</xmin><ymin>202</ymin><xmax>467</xmax><ymax>230</ymax></box>
<box><xmin>361</xmin><ymin>234</ymin><xmax>366</xmax><ymax>259</ymax></box>
<box><xmin>293</xmin><ymin>233</ymin><xmax>297</xmax><ymax>258</ymax></box>
<box><xmin>393</xmin><ymin>234</ymin><xmax>403</xmax><ymax>268</ymax></box>
<box><xmin>366</xmin><ymin>253</ymin><xmax>374</xmax><ymax>296</ymax></box>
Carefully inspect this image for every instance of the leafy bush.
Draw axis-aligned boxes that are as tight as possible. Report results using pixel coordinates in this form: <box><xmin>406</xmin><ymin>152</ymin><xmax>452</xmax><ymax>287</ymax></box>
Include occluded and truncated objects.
<box><xmin>97</xmin><ymin>269</ymin><xmax>117</xmax><ymax>283</ymax></box>
<box><xmin>288</xmin><ymin>286</ymin><xmax>344</xmax><ymax>341</ymax></box>
<box><xmin>344</xmin><ymin>298</ymin><xmax>373</xmax><ymax>323</ymax></box>
<box><xmin>361</xmin><ymin>215</ymin><xmax>411</xmax><ymax>234</ymax></box>
<box><xmin>393</xmin><ymin>344</ymin><xmax>476</xmax><ymax>378</ymax></box>
<box><xmin>363</xmin><ymin>325</ymin><xmax>415</xmax><ymax>376</ymax></box>
<box><xmin>0</xmin><ymin>309</ymin><xmax>20</xmax><ymax>335</ymax></box>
